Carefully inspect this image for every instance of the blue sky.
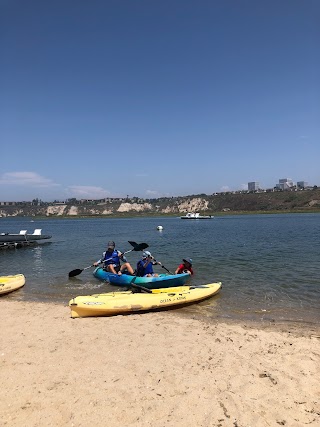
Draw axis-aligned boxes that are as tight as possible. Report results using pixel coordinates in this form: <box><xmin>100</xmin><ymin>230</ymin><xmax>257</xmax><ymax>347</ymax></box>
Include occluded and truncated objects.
<box><xmin>1</xmin><ymin>0</ymin><xmax>319</xmax><ymax>201</ymax></box>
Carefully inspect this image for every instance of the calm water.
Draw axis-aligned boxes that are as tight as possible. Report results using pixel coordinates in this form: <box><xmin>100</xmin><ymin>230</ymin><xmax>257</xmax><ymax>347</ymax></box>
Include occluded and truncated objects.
<box><xmin>1</xmin><ymin>214</ymin><xmax>319</xmax><ymax>326</ymax></box>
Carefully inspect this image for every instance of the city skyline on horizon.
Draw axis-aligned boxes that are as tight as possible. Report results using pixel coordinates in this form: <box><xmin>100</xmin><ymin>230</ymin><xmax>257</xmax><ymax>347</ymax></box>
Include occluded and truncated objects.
<box><xmin>1</xmin><ymin>175</ymin><xmax>317</xmax><ymax>204</ymax></box>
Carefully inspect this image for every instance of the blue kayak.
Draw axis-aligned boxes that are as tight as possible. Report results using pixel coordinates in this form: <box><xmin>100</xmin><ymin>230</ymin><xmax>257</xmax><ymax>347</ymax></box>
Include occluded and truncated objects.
<box><xmin>93</xmin><ymin>267</ymin><xmax>190</xmax><ymax>289</ymax></box>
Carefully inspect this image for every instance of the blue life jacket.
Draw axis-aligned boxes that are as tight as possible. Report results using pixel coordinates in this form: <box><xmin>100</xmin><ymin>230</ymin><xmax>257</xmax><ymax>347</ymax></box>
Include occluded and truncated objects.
<box><xmin>136</xmin><ymin>259</ymin><xmax>154</xmax><ymax>276</ymax></box>
<box><xmin>103</xmin><ymin>249</ymin><xmax>120</xmax><ymax>266</ymax></box>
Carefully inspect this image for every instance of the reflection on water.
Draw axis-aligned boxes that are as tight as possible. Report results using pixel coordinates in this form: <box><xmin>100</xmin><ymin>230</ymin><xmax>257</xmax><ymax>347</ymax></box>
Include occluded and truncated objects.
<box><xmin>33</xmin><ymin>246</ymin><xmax>45</xmax><ymax>272</ymax></box>
<box><xmin>0</xmin><ymin>214</ymin><xmax>320</xmax><ymax>326</ymax></box>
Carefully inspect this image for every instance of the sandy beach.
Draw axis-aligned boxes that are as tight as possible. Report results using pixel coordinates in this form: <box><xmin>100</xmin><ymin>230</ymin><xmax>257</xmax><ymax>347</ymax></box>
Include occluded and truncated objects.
<box><xmin>1</xmin><ymin>300</ymin><xmax>319</xmax><ymax>427</ymax></box>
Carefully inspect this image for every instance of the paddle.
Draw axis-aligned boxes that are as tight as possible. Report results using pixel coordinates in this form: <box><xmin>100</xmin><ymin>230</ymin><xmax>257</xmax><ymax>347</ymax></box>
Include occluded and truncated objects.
<box><xmin>151</xmin><ymin>257</ymin><xmax>173</xmax><ymax>275</ymax></box>
<box><xmin>68</xmin><ymin>242</ymin><xmax>149</xmax><ymax>278</ymax></box>
<box><xmin>159</xmin><ymin>264</ymin><xmax>173</xmax><ymax>274</ymax></box>
<box><xmin>129</xmin><ymin>282</ymin><xmax>152</xmax><ymax>293</ymax></box>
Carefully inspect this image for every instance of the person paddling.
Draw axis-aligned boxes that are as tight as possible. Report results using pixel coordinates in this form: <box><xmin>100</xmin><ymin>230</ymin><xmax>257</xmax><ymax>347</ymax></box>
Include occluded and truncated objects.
<box><xmin>136</xmin><ymin>251</ymin><xmax>162</xmax><ymax>277</ymax></box>
<box><xmin>175</xmin><ymin>258</ymin><xmax>193</xmax><ymax>275</ymax></box>
<box><xmin>93</xmin><ymin>241</ymin><xmax>134</xmax><ymax>275</ymax></box>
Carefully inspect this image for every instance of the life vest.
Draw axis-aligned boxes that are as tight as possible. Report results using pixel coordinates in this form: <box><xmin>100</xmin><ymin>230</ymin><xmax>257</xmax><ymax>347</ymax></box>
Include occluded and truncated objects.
<box><xmin>136</xmin><ymin>260</ymin><xmax>154</xmax><ymax>276</ymax></box>
<box><xmin>103</xmin><ymin>249</ymin><xmax>120</xmax><ymax>266</ymax></box>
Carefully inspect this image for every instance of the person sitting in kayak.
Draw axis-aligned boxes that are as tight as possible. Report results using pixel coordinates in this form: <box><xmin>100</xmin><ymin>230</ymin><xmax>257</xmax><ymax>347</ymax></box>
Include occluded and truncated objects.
<box><xmin>136</xmin><ymin>251</ymin><xmax>162</xmax><ymax>277</ymax></box>
<box><xmin>175</xmin><ymin>258</ymin><xmax>193</xmax><ymax>275</ymax></box>
<box><xmin>93</xmin><ymin>241</ymin><xmax>134</xmax><ymax>276</ymax></box>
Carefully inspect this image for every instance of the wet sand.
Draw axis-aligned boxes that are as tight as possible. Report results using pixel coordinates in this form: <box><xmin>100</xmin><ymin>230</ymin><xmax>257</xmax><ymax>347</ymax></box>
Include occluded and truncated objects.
<box><xmin>1</xmin><ymin>300</ymin><xmax>319</xmax><ymax>426</ymax></box>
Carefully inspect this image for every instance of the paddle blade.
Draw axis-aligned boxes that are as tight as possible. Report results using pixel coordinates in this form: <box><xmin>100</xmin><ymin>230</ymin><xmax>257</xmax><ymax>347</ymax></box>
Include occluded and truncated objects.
<box><xmin>128</xmin><ymin>241</ymin><xmax>138</xmax><ymax>248</ymax></box>
<box><xmin>127</xmin><ymin>241</ymin><xmax>148</xmax><ymax>251</ymax></box>
<box><xmin>68</xmin><ymin>269</ymin><xmax>83</xmax><ymax>278</ymax></box>
<box><xmin>133</xmin><ymin>242</ymin><xmax>149</xmax><ymax>251</ymax></box>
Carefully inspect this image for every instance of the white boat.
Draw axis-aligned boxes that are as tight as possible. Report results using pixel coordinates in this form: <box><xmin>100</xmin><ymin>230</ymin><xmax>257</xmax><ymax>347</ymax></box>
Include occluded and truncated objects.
<box><xmin>0</xmin><ymin>229</ymin><xmax>52</xmax><ymax>243</ymax></box>
<box><xmin>181</xmin><ymin>212</ymin><xmax>213</xmax><ymax>219</ymax></box>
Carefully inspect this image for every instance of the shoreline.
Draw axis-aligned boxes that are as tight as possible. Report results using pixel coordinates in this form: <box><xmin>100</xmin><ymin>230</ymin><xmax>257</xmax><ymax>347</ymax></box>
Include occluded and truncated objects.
<box><xmin>1</xmin><ymin>299</ymin><xmax>319</xmax><ymax>426</ymax></box>
<box><xmin>1</xmin><ymin>209</ymin><xmax>320</xmax><ymax>220</ymax></box>
<box><xmin>6</xmin><ymin>293</ymin><xmax>320</xmax><ymax>331</ymax></box>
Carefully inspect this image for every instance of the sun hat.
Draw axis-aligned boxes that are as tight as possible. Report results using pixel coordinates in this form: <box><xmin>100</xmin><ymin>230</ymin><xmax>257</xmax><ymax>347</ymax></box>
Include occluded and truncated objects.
<box><xmin>107</xmin><ymin>241</ymin><xmax>115</xmax><ymax>248</ymax></box>
<box><xmin>143</xmin><ymin>251</ymin><xmax>152</xmax><ymax>258</ymax></box>
<box><xmin>183</xmin><ymin>258</ymin><xmax>192</xmax><ymax>266</ymax></box>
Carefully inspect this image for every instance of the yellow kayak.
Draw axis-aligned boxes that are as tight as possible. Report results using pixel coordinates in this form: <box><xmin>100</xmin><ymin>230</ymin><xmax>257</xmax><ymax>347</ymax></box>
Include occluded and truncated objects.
<box><xmin>0</xmin><ymin>274</ymin><xmax>25</xmax><ymax>296</ymax></box>
<box><xmin>69</xmin><ymin>282</ymin><xmax>221</xmax><ymax>318</ymax></box>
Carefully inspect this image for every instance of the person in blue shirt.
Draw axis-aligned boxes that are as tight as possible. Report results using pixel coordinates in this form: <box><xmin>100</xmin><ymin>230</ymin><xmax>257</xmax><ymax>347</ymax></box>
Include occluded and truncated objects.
<box><xmin>136</xmin><ymin>251</ymin><xmax>162</xmax><ymax>277</ymax></box>
<box><xmin>93</xmin><ymin>241</ymin><xmax>134</xmax><ymax>275</ymax></box>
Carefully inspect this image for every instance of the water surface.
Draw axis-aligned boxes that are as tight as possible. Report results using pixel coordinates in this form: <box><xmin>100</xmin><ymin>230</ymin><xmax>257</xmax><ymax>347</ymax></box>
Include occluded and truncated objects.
<box><xmin>1</xmin><ymin>214</ymin><xmax>319</xmax><ymax>326</ymax></box>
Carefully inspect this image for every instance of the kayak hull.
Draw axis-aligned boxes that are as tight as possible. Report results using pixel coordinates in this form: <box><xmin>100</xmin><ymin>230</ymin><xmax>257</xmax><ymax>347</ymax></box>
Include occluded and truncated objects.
<box><xmin>0</xmin><ymin>274</ymin><xmax>25</xmax><ymax>295</ymax></box>
<box><xmin>93</xmin><ymin>267</ymin><xmax>190</xmax><ymax>289</ymax></box>
<box><xmin>69</xmin><ymin>282</ymin><xmax>222</xmax><ymax>318</ymax></box>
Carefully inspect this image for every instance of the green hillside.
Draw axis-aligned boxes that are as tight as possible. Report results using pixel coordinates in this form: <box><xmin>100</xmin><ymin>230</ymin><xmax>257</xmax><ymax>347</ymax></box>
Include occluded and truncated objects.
<box><xmin>1</xmin><ymin>188</ymin><xmax>320</xmax><ymax>218</ymax></box>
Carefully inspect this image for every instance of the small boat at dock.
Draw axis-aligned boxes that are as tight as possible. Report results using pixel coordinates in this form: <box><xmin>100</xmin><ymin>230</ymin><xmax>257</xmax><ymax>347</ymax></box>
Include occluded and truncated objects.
<box><xmin>0</xmin><ymin>229</ymin><xmax>52</xmax><ymax>249</ymax></box>
<box><xmin>0</xmin><ymin>229</ymin><xmax>52</xmax><ymax>243</ymax></box>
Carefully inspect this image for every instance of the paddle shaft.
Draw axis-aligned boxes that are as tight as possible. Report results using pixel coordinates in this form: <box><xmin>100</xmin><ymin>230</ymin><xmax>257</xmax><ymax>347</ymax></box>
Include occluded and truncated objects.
<box><xmin>83</xmin><ymin>248</ymin><xmax>135</xmax><ymax>272</ymax></box>
<box><xmin>129</xmin><ymin>282</ymin><xmax>152</xmax><ymax>293</ymax></box>
<box><xmin>99</xmin><ymin>248</ymin><xmax>134</xmax><ymax>265</ymax></box>
<box><xmin>160</xmin><ymin>264</ymin><xmax>173</xmax><ymax>274</ymax></box>
<box><xmin>151</xmin><ymin>257</ymin><xmax>173</xmax><ymax>274</ymax></box>
<box><xmin>73</xmin><ymin>249</ymin><xmax>133</xmax><ymax>274</ymax></box>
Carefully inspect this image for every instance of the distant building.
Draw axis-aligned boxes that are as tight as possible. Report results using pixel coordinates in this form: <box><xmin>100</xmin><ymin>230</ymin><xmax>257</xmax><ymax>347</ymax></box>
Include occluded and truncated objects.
<box><xmin>297</xmin><ymin>181</ymin><xmax>308</xmax><ymax>189</ymax></box>
<box><xmin>248</xmin><ymin>182</ymin><xmax>260</xmax><ymax>191</ymax></box>
<box><xmin>0</xmin><ymin>201</ymin><xmax>16</xmax><ymax>206</ymax></box>
<box><xmin>276</xmin><ymin>178</ymin><xmax>294</xmax><ymax>190</ymax></box>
